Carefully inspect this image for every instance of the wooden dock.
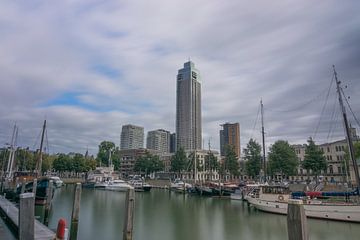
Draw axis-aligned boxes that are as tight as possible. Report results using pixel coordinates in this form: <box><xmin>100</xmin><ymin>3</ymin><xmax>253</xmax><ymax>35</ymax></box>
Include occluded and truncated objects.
<box><xmin>0</xmin><ymin>195</ymin><xmax>55</xmax><ymax>240</ymax></box>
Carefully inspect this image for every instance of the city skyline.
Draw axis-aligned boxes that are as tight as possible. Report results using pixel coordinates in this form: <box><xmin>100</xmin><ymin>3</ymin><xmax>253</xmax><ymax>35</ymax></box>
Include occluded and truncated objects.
<box><xmin>0</xmin><ymin>1</ymin><xmax>360</xmax><ymax>155</ymax></box>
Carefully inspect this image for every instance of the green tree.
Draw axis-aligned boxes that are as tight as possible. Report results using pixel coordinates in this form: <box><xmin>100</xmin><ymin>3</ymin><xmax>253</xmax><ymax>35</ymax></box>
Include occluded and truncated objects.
<box><xmin>302</xmin><ymin>137</ymin><xmax>327</xmax><ymax>183</ymax></box>
<box><xmin>72</xmin><ymin>153</ymin><xmax>86</xmax><ymax>173</ymax></box>
<box><xmin>268</xmin><ymin>140</ymin><xmax>298</xmax><ymax>178</ymax></box>
<box><xmin>244</xmin><ymin>139</ymin><xmax>262</xmax><ymax>178</ymax></box>
<box><xmin>96</xmin><ymin>141</ymin><xmax>115</xmax><ymax>166</ymax></box>
<box><xmin>134</xmin><ymin>152</ymin><xmax>164</xmax><ymax>176</ymax></box>
<box><xmin>170</xmin><ymin>148</ymin><xmax>188</xmax><ymax>176</ymax></box>
<box><xmin>224</xmin><ymin>145</ymin><xmax>240</xmax><ymax>177</ymax></box>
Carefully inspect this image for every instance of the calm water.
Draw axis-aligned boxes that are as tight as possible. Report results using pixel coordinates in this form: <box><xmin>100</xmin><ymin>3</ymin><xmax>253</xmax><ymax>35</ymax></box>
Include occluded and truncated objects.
<box><xmin>45</xmin><ymin>185</ymin><xmax>360</xmax><ymax>240</ymax></box>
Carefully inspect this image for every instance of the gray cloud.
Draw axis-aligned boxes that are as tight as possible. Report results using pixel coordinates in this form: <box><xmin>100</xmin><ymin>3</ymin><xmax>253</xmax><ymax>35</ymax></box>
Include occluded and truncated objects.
<box><xmin>0</xmin><ymin>0</ymin><xmax>359</xmax><ymax>155</ymax></box>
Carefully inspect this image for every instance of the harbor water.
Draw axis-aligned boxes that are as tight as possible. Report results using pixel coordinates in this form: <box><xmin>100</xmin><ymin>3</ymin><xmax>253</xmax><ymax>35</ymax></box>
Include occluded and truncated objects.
<box><xmin>45</xmin><ymin>185</ymin><xmax>360</xmax><ymax>240</ymax></box>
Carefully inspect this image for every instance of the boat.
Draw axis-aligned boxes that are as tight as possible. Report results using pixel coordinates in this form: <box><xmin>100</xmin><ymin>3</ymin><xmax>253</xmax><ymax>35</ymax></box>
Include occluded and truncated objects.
<box><xmin>49</xmin><ymin>176</ymin><xmax>64</xmax><ymax>188</ymax></box>
<box><xmin>247</xmin><ymin>185</ymin><xmax>360</xmax><ymax>222</ymax></box>
<box><xmin>129</xmin><ymin>180</ymin><xmax>152</xmax><ymax>192</ymax></box>
<box><xmin>194</xmin><ymin>185</ymin><xmax>214</xmax><ymax>196</ymax></box>
<box><xmin>105</xmin><ymin>180</ymin><xmax>132</xmax><ymax>192</ymax></box>
<box><xmin>170</xmin><ymin>179</ymin><xmax>192</xmax><ymax>192</ymax></box>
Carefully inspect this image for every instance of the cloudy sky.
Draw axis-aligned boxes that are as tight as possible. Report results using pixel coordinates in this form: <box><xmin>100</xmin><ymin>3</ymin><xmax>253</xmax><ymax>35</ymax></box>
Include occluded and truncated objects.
<box><xmin>1</xmin><ymin>0</ymin><xmax>360</xmax><ymax>155</ymax></box>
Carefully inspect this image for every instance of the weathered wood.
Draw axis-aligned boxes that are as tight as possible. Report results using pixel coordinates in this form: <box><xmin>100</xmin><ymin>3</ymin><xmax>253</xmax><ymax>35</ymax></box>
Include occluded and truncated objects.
<box><xmin>70</xmin><ymin>183</ymin><xmax>82</xmax><ymax>240</ymax></box>
<box><xmin>123</xmin><ymin>187</ymin><xmax>135</xmax><ymax>240</ymax></box>
<box><xmin>21</xmin><ymin>178</ymin><xmax>27</xmax><ymax>194</ymax></box>
<box><xmin>32</xmin><ymin>179</ymin><xmax>38</xmax><ymax>197</ymax></box>
<box><xmin>43</xmin><ymin>180</ymin><xmax>53</xmax><ymax>226</ymax></box>
<box><xmin>19</xmin><ymin>193</ymin><xmax>35</xmax><ymax>240</ymax></box>
<box><xmin>287</xmin><ymin>199</ymin><xmax>308</xmax><ymax>240</ymax></box>
<box><xmin>0</xmin><ymin>196</ymin><xmax>55</xmax><ymax>240</ymax></box>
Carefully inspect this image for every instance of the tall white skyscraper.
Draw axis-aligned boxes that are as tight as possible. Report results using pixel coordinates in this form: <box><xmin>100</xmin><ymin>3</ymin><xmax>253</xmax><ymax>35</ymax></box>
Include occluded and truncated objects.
<box><xmin>120</xmin><ymin>124</ymin><xmax>144</xmax><ymax>150</ymax></box>
<box><xmin>146</xmin><ymin>129</ymin><xmax>171</xmax><ymax>154</ymax></box>
<box><xmin>176</xmin><ymin>61</ymin><xmax>202</xmax><ymax>151</ymax></box>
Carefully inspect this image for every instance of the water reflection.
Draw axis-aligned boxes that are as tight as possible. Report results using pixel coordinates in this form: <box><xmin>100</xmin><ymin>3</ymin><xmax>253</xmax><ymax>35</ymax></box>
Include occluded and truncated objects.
<box><xmin>47</xmin><ymin>186</ymin><xmax>360</xmax><ymax>240</ymax></box>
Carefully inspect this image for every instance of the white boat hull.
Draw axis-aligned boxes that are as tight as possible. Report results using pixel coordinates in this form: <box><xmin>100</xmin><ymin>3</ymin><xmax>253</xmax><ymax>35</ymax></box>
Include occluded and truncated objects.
<box><xmin>105</xmin><ymin>185</ymin><xmax>130</xmax><ymax>192</ymax></box>
<box><xmin>247</xmin><ymin>197</ymin><xmax>360</xmax><ymax>222</ymax></box>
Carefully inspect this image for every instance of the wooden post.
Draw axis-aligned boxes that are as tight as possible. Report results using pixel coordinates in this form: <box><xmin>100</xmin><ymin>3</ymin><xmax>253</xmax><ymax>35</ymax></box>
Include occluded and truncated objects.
<box><xmin>70</xmin><ymin>183</ymin><xmax>82</xmax><ymax>240</ymax></box>
<box><xmin>287</xmin><ymin>199</ymin><xmax>308</xmax><ymax>240</ymax></box>
<box><xmin>123</xmin><ymin>187</ymin><xmax>135</xmax><ymax>240</ymax></box>
<box><xmin>44</xmin><ymin>180</ymin><xmax>53</xmax><ymax>226</ymax></box>
<box><xmin>19</xmin><ymin>192</ymin><xmax>35</xmax><ymax>240</ymax></box>
<box><xmin>21</xmin><ymin>178</ymin><xmax>27</xmax><ymax>194</ymax></box>
<box><xmin>32</xmin><ymin>179</ymin><xmax>37</xmax><ymax>197</ymax></box>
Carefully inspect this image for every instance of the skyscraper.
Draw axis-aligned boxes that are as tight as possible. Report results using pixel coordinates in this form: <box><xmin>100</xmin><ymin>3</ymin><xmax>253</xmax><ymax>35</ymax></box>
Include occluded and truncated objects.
<box><xmin>146</xmin><ymin>129</ymin><xmax>171</xmax><ymax>154</ymax></box>
<box><xmin>170</xmin><ymin>133</ymin><xmax>176</xmax><ymax>153</ymax></box>
<box><xmin>176</xmin><ymin>61</ymin><xmax>202</xmax><ymax>151</ymax></box>
<box><xmin>120</xmin><ymin>124</ymin><xmax>144</xmax><ymax>150</ymax></box>
<box><xmin>220</xmin><ymin>122</ymin><xmax>240</xmax><ymax>158</ymax></box>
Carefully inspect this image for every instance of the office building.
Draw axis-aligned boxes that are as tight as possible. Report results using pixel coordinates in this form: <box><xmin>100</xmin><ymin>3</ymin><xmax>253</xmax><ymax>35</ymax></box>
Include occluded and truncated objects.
<box><xmin>176</xmin><ymin>61</ymin><xmax>202</xmax><ymax>151</ymax></box>
<box><xmin>146</xmin><ymin>129</ymin><xmax>171</xmax><ymax>154</ymax></box>
<box><xmin>220</xmin><ymin>122</ymin><xmax>240</xmax><ymax>158</ymax></box>
<box><xmin>120</xmin><ymin>124</ymin><xmax>144</xmax><ymax>150</ymax></box>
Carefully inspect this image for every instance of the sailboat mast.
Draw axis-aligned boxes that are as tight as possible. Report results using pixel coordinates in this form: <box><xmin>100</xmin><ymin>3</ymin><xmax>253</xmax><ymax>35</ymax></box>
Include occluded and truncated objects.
<box><xmin>36</xmin><ymin>120</ymin><xmax>47</xmax><ymax>176</ymax></box>
<box><xmin>6</xmin><ymin>124</ymin><xmax>17</xmax><ymax>179</ymax></box>
<box><xmin>333</xmin><ymin>65</ymin><xmax>360</xmax><ymax>189</ymax></box>
<box><xmin>261</xmin><ymin>99</ymin><xmax>266</xmax><ymax>181</ymax></box>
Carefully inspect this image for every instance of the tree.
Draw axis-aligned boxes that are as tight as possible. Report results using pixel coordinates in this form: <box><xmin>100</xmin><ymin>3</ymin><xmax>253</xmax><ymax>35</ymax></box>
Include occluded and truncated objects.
<box><xmin>302</xmin><ymin>137</ymin><xmax>327</xmax><ymax>183</ymax></box>
<box><xmin>170</xmin><ymin>148</ymin><xmax>188</xmax><ymax>176</ymax></box>
<box><xmin>268</xmin><ymin>140</ymin><xmax>298</xmax><ymax>178</ymax></box>
<box><xmin>96</xmin><ymin>141</ymin><xmax>115</xmax><ymax>166</ymax></box>
<box><xmin>53</xmin><ymin>154</ymin><xmax>70</xmax><ymax>173</ymax></box>
<box><xmin>204</xmin><ymin>152</ymin><xmax>219</xmax><ymax>180</ymax></box>
<box><xmin>244</xmin><ymin>139</ymin><xmax>262</xmax><ymax>178</ymax></box>
<box><xmin>134</xmin><ymin>152</ymin><xmax>164</xmax><ymax>176</ymax></box>
<box><xmin>224</xmin><ymin>145</ymin><xmax>240</xmax><ymax>177</ymax></box>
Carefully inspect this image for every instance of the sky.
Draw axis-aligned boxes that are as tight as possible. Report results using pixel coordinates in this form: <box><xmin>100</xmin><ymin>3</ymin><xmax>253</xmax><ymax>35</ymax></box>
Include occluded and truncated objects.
<box><xmin>0</xmin><ymin>0</ymin><xmax>360</xmax><ymax>156</ymax></box>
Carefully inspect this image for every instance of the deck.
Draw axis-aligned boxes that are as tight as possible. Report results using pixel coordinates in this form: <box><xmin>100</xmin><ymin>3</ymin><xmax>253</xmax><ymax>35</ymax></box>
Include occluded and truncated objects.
<box><xmin>0</xmin><ymin>195</ymin><xmax>55</xmax><ymax>240</ymax></box>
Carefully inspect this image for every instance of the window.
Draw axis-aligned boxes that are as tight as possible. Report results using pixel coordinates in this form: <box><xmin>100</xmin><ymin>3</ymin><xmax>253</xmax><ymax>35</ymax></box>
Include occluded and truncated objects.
<box><xmin>327</xmin><ymin>147</ymin><xmax>330</xmax><ymax>152</ymax></box>
<box><xmin>338</xmin><ymin>167</ymin><xmax>341</xmax><ymax>174</ymax></box>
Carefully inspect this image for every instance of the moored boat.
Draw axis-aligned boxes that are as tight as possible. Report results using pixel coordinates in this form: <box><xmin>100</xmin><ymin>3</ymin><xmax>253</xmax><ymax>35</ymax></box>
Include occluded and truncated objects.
<box><xmin>247</xmin><ymin>185</ymin><xmax>360</xmax><ymax>222</ymax></box>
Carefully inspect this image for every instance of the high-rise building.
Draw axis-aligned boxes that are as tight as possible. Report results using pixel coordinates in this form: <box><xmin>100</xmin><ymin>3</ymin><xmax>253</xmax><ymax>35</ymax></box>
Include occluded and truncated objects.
<box><xmin>146</xmin><ymin>129</ymin><xmax>171</xmax><ymax>154</ymax></box>
<box><xmin>220</xmin><ymin>122</ymin><xmax>240</xmax><ymax>158</ymax></box>
<box><xmin>176</xmin><ymin>61</ymin><xmax>202</xmax><ymax>151</ymax></box>
<box><xmin>170</xmin><ymin>133</ymin><xmax>176</xmax><ymax>153</ymax></box>
<box><xmin>120</xmin><ymin>124</ymin><xmax>144</xmax><ymax>150</ymax></box>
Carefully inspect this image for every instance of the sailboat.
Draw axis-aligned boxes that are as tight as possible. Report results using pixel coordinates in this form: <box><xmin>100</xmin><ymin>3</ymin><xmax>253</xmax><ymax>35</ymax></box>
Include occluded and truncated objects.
<box><xmin>246</xmin><ymin>66</ymin><xmax>360</xmax><ymax>222</ymax></box>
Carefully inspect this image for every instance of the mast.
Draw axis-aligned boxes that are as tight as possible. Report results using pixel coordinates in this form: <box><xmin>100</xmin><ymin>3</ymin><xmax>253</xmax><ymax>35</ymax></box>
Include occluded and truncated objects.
<box><xmin>6</xmin><ymin>124</ymin><xmax>17</xmax><ymax>179</ymax></box>
<box><xmin>36</xmin><ymin>120</ymin><xmax>47</xmax><ymax>176</ymax></box>
<box><xmin>333</xmin><ymin>65</ymin><xmax>360</xmax><ymax>189</ymax></box>
<box><xmin>194</xmin><ymin>149</ymin><xmax>197</xmax><ymax>184</ymax></box>
<box><xmin>260</xmin><ymin>99</ymin><xmax>266</xmax><ymax>181</ymax></box>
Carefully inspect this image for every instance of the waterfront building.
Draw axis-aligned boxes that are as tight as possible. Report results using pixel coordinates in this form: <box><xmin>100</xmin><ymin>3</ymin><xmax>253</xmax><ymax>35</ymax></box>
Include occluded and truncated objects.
<box><xmin>184</xmin><ymin>149</ymin><xmax>221</xmax><ymax>181</ymax></box>
<box><xmin>170</xmin><ymin>133</ymin><xmax>176</xmax><ymax>153</ymax></box>
<box><xmin>120</xmin><ymin>124</ymin><xmax>144</xmax><ymax>150</ymax></box>
<box><xmin>291</xmin><ymin>128</ymin><xmax>360</xmax><ymax>185</ymax></box>
<box><xmin>220</xmin><ymin>122</ymin><xmax>241</xmax><ymax>159</ymax></box>
<box><xmin>118</xmin><ymin>148</ymin><xmax>160</xmax><ymax>177</ymax></box>
<box><xmin>176</xmin><ymin>61</ymin><xmax>202</xmax><ymax>151</ymax></box>
<box><xmin>146</xmin><ymin>129</ymin><xmax>171</xmax><ymax>154</ymax></box>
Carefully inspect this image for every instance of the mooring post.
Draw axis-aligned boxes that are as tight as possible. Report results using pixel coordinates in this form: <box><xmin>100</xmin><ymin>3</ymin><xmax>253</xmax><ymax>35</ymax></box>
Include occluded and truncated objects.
<box><xmin>21</xmin><ymin>178</ymin><xmax>26</xmax><ymax>194</ymax></box>
<box><xmin>287</xmin><ymin>199</ymin><xmax>308</xmax><ymax>240</ymax></box>
<box><xmin>44</xmin><ymin>180</ymin><xmax>53</xmax><ymax>226</ymax></box>
<box><xmin>19</xmin><ymin>192</ymin><xmax>35</xmax><ymax>240</ymax></box>
<box><xmin>70</xmin><ymin>183</ymin><xmax>82</xmax><ymax>240</ymax></box>
<box><xmin>32</xmin><ymin>178</ymin><xmax>38</xmax><ymax>197</ymax></box>
<box><xmin>123</xmin><ymin>187</ymin><xmax>135</xmax><ymax>240</ymax></box>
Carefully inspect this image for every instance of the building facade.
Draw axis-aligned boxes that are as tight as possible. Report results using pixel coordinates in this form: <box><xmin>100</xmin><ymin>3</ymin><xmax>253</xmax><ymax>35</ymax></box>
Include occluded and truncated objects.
<box><xmin>176</xmin><ymin>61</ymin><xmax>202</xmax><ymax>151</ymax></box>
<box><xmin>220</xmin><ymin>122</ymin><xmax>240</xmax><ymax>159</ymax></box>
<box><xmin>146</xmin><ymin>129</ymin><xmax>171</xmax><ymax>154</ymax></box>
<box><xmin>120</xmin><ymin>124</ymin><xmax>144</xmax><ymax>150</ymax></box>
<box><xmin>118</xmin><ymin>148</ymin><xmax>160</xmax><ymax>177</ymax></box>
<box><xmin>291</xmin><ymin>137</ymin><xmax>360</xmax><ymax>185</ymax></box>
<box><xmin>170</xmin><ymin>133</ymin><xmax>176</xmax><ymax>153</ymax></box>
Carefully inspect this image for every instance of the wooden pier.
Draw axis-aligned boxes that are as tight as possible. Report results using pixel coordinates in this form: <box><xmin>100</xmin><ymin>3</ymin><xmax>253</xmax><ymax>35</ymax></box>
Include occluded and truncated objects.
<box><xmin>0</xmin><ymin>195</ymin><xmax>55</xmax><ymax>240</ymax></box>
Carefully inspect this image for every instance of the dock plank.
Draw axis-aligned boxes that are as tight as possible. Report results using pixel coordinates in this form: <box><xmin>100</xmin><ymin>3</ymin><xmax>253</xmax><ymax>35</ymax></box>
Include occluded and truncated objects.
<box><xmin>0</xmin><ymin>196</ymin><xmax>55</xmax><ymax>240</ymax></box>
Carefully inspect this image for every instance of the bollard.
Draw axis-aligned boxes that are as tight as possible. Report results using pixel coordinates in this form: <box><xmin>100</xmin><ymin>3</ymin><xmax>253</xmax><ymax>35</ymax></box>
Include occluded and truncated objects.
<box><xmin>70</xmin><ymin>183</ymin><xmax>82</xmax><ymax>240</ymax></box>
<box><xmin>44</xmin><ymin>180</ymin><xmax>53</xmax><ymax>226</ymax></box>
<box><xmin>21</xmin><ymin>178</ymin><xmax>27</xmax><ymax>194</ymax></box>
<box><xmin>287</xmin><ymin>199</ymin><xmax>309</xmax><ymax>240</ymax></box>
<box><xmin>123</xmin><ymin>187</ymin><xmax>135</xmax><ymax>240</ymax></box>
<box><xmin>32</xmin><ymin>179</ymin><xmax>38</xmax><ymax>197</ymax></box>
<box><xmin>19</xmin><ymin>193</ymin><xmax>35</xmax><ymax>240</ymax></box>
<box><xmin>56</xmin><ymin>218</ymin><xmax>67</xmax><ymax>240</ymax></box>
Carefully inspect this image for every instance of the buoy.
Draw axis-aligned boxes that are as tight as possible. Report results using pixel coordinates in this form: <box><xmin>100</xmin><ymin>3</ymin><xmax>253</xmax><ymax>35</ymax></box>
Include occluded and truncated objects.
<box><xmin>56</xmin><ymin>218</ymin><xmax>66</xmax><ymax>240</ymax></box>
<box><xmin>278</xmin><ymin>195</ymin><xmax>284</xmax><ymax>201</ymax></box>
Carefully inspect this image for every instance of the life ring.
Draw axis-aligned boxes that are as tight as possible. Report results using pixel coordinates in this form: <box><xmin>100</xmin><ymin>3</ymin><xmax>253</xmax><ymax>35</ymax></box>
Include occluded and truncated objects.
<box><xmin>278</xmin><ymin>195</ymin><xmax>284</xmax><ymax>201</ymax></box>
